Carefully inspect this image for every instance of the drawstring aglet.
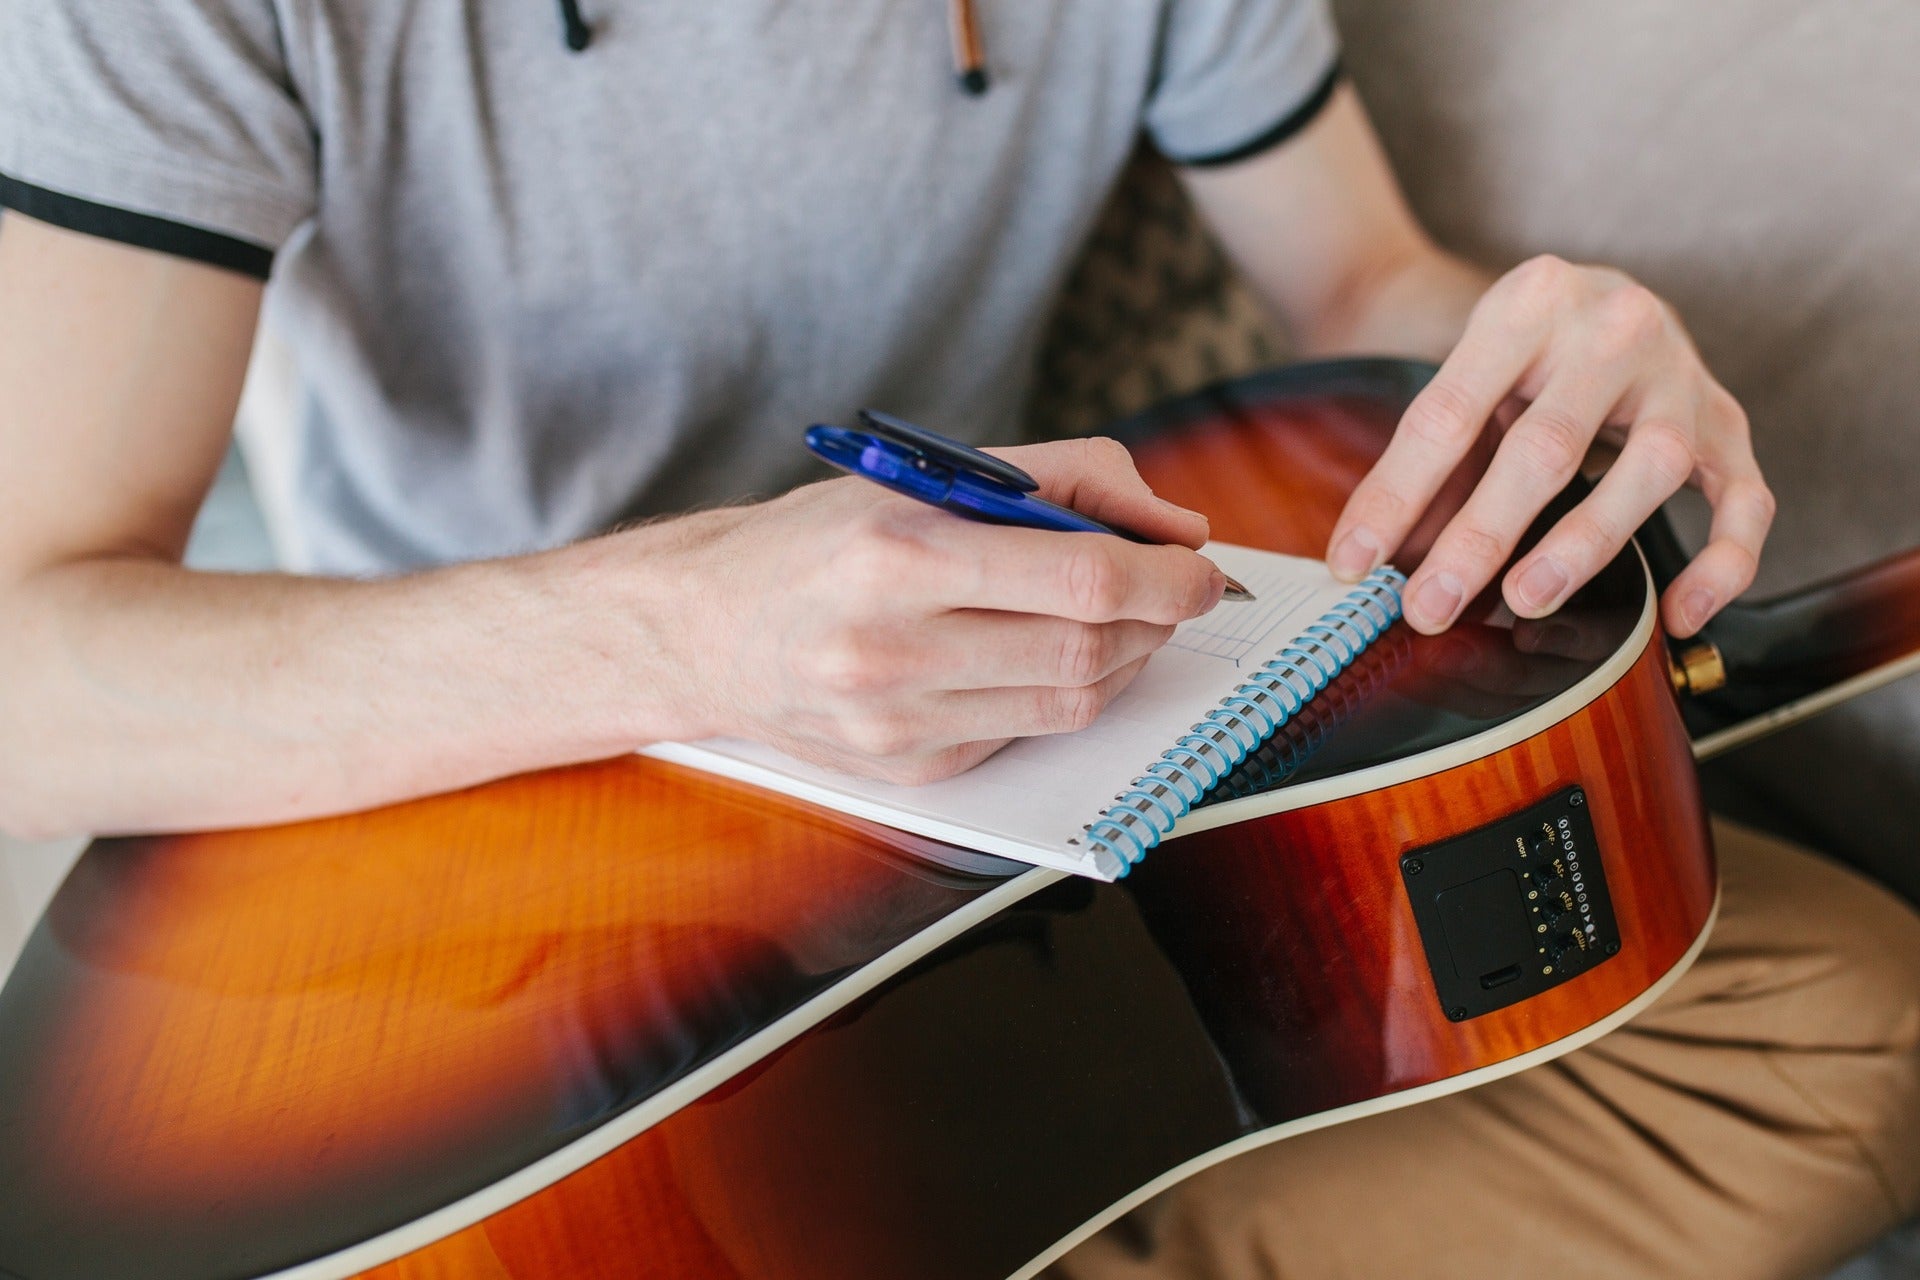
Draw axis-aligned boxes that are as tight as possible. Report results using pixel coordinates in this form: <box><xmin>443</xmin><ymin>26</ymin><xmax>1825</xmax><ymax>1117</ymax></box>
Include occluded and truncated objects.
<box><xmin>558</xmin><ymin>0</ymin><xmax>592</xmax><ymax>52</ymax></box>
<box><xmin>948</xmin><ymin>0</ymin><xmax>988</xmax><ymax>95</ymax></box>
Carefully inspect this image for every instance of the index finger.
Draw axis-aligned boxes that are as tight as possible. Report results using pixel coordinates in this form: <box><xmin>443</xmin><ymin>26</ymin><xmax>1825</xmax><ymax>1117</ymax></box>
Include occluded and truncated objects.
<box><xmin>990</xmin><ymin>436</ymin><xmax>1211</xmax><ymax>549</ymax></box>
<box><xmin>930</xmin><ymin>521</ymin><xmax>1226</xmax><ymax>625</ymax></box>
<box><xmin>1326</xmin><ymin>302</ymin><xmax>1544</xmax><ymax>580</ymax></box>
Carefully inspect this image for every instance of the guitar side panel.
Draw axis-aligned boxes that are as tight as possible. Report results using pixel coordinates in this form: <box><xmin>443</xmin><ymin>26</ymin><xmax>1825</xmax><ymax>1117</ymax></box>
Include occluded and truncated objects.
<box><xmin>345</xmin><ymin>635</ymin><xmax>1713</xmax><ymax>1280</ymax></box>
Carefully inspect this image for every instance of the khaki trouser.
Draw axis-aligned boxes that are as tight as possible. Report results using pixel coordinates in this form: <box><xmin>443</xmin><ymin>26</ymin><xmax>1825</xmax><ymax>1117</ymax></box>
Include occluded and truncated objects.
<box><xmin>1053</xmin><ymin>819</ymin><xmax>1920</xmax><ymax>1280</ymax></box>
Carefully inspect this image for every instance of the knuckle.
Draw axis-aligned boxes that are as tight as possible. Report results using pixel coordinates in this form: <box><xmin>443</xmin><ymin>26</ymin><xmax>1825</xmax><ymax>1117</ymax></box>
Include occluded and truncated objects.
<box><xmin>1711</xmin><ymin>385</ymin><xmax>1752</xmax><ymax>437</ymax></box>
<box><xmin>1403</xmin><ymin>381</ymin><xmax>1481</xmax><ymax>451</ymax></box>
<box><xmin>1448</xmin><ymin>521</ymin><xmax>1509</xmax><ymax>569</ymax></box>
<box><xmin>804</xmin><ymin>633</ymin><xmax>884</xmax><ymax>697</ymax></box>
<box><xmin>833</xmin><ymin>543</ymin><xmax>894</xmax><ymax>602</ymax></box>
<box><xmin>1509</xmin><ymin>253</ymin><xmax>1573</xmax><ymax>300</ymax></box>
<box><xmin>1080</xmin><ymin>435</ymin><xmax>1134</xmax><ymax>470</ymax></box>
<box><xmin>1054</xmin><ymin>622</ymin><xmax>1111</xmax><ymax>686</ymax></box>
<box><xmin>1047</xmin><ymin>683</ymin><xmax>1108</xmax><ymax>735</ymax></box>
<box><xmin>1597</xmin><ymin>283</ymin><xmax>1666</xmax><ymax>349</ymax></box>
<box><xmin>1633</xmin><ymin>420</ymin><xmax>1697</xmax><ymax>490</ymax></box>
<box><xmin>1559</xmin><ymin>511</ymin><xmax>1620</xmax><ymax>563</ymax></box>
<box><xmin>840</xmin><ymin>518</ymin><xmax>920</xmax><ymax>592</ymax></box>
<box><xmin>1350</xmin><ymin>483</ymin><xmax>1411</xmax><ymax>527</ymax></box>
<box><xmin>1738</xmin><ymin>477</ymin><xmax>1778</xmax><ymax>528</ymax></box>
<box><xmin>1510</xmin><ymin>408</ymin><xmax>1588</xmax><ymax>479</ymax></box>
<box><xmin>843</xmin><ymin>711</ymin><xmax>919</xmax><ymax>760</ymax></box>
<box><xmin>1063</xmin><ymin>542</ymin><xmax>1128</xmax><ymax>618</ymax></box>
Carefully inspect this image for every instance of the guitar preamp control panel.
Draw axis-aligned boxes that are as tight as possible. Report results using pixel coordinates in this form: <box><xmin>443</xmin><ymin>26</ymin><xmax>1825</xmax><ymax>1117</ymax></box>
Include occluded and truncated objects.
<box><xmin>1400</xmin><ymin>786</ymin><xmax>1620</xmax><ymax>1021</ymax></box>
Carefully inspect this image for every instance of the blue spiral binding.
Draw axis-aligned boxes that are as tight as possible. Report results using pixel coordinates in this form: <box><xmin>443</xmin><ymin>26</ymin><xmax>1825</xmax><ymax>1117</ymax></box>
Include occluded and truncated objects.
<box><xmin>1080</xmin><ymin>566</ymin><xmax>1406</xmax><ymax>876</ymax></box>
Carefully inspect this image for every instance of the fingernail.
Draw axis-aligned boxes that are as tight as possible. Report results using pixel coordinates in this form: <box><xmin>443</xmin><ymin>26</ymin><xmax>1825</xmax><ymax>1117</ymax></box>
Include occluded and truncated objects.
<box><xmin>1203</xmin><ymin>569</ymin><xmax>1227</xmax><ymax>612</ymax></box>
<box><xmin>1328</xmin><ymin>527</ymin><xmax>1382</xmax><ymax>581</ymax></box>
<box><xmin>1513</xmin><ymin>556</ymin><xmax>1570</xmax><ymax>615</ymax></box>
<box><xmin>1409</xmin><ymin>571</ymin><xmax>1466</xmax><ymax>631</ymax></box>
<box><xmin>1680</xmin><ymin>587</ymin><xmax>1715</xmax><ymax>633</ymax></box>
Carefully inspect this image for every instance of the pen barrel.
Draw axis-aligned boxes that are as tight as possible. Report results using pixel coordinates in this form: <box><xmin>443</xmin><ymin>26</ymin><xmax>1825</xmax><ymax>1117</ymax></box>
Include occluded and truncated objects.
<box><xmin>855</xmin><ymin>441</ymin><xmax>958</xmax><ymax>506</ymax></box>
<box><xmin>944</xmin><ymin>473</ymin><xmax>1121</xmax><ymax>535</ymax></box>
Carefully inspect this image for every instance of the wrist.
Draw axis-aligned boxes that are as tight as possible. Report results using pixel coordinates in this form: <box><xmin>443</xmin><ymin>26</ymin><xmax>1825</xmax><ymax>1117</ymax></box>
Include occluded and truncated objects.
<box><xmin>1312</xmin><ymin>247</ymin><xmax>1490</xmax><ymax>364</ymax></box>
<box><xmin>528</xmin><ymin>509</ymin><xmax>743</xmax><ymax>747</ymax></box>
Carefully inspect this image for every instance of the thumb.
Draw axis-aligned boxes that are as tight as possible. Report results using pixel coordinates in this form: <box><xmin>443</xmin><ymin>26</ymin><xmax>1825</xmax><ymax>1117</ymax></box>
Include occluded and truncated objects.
<box><xmin>990</xmin><ymin>437</ymin><xmax>1211</xmax><ymax>549</ymax></box>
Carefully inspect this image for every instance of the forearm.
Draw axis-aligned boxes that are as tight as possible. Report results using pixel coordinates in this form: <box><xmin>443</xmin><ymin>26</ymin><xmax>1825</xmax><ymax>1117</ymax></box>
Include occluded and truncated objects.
<box><xmin>0</xmin><ymin>521</ymin><xmax>721</xmax><ymax>839</ymax></box>
<box><xmin>1177</xmin><ymin>84</ymin><xmax>1495</xmax><ymax>366</ymax></box>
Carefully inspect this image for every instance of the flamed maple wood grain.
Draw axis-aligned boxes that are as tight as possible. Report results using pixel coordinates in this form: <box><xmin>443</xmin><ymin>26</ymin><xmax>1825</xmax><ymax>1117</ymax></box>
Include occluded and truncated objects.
<box><xmin>0</xmin><ymin>360</ymin><xmax>1714</xmax><ymax>1280</ymax></box>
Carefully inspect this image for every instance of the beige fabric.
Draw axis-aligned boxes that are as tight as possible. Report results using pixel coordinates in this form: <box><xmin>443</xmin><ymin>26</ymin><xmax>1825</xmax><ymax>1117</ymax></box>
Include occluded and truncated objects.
<box><xmin>1051</xmin><ymin>819</ymin><xmax>1920</xmax><ymax>1280</ymax></box>
<box><xmin>1330</xmin><ymin>0</ymin><xmax>1920</xmax><ymax>587</ymax></box>
<box><xmin>1326</xmin><ymin>0</ymin><xmax>1920</xmax><ymax>905</ymax></box>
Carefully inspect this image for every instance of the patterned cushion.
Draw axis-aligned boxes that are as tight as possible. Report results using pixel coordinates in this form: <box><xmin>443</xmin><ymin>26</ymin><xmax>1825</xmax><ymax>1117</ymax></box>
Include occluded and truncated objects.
<box><xmin>1028</xmin><ymin>149</ymin><xmax>1283</xmax><ymax>439</ymax></box>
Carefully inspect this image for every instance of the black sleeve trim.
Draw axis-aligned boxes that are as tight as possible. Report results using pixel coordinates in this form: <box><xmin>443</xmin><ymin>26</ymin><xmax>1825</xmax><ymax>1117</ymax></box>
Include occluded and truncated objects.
<box><xmin>1165</xmin><ymin>60</ymin><xmax>1345</xmax><ymax>170</ymax></box>
<box><xmin>0</xmin><ymin>173</ymin><xmax>273</xmax><ymax>279</ymax></box>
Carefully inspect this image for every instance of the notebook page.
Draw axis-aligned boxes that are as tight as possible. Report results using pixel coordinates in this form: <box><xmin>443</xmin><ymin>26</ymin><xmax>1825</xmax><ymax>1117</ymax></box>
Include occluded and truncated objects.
<box><xmin>643</xmin><ymin>545</ymin><xmax>1359</xmax><ymax>878</ymax></box>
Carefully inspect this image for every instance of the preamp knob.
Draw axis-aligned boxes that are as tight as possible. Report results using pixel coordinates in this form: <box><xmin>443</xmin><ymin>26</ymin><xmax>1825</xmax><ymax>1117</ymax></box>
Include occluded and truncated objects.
<box><xmin>1548</xmin><ymin>928</ymin><xmax>1592</xmax><ymax>967</ymax></box>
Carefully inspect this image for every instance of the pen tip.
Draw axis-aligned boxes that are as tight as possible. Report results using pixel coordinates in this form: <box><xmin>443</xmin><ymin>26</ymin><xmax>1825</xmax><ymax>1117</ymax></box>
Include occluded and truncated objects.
<box><xmin>1222</xmin><ymin>577</ymin><xmax>1256</xmax><ymax>603</ymax></box>
<box><xmin>958</xmin><ymin>67</ymin><xmax>989</xmax><ymax>95</ymax></box>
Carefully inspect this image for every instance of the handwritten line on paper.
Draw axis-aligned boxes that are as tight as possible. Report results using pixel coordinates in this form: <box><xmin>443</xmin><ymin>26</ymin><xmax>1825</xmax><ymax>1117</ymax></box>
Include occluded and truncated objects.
<box><xmin>1168</xmin><ymin>576</ymin><xmax>1317</xmax><ymax>666</ymax></box>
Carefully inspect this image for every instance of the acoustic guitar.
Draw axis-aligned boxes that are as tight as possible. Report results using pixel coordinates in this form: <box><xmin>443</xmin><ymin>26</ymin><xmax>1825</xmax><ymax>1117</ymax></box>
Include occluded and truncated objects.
<box><xmin>2</xmin><ymin>359</ymin><xmax>1916</xmax><ymax>1280</ymax></box>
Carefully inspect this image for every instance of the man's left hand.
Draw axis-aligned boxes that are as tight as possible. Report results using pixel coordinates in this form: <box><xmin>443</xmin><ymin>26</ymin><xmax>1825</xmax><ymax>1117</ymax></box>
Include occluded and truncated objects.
<box><xmin>1325</xmin><ymin>254</ymin><xmax>1773</xmax><ymax>638</ymax></box>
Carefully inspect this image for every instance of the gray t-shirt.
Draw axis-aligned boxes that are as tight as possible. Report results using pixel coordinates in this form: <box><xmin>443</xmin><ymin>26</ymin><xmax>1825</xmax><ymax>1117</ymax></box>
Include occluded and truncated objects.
<box><xmin>0</xmin><ymin>1</ymin><xmax>1338</xmax><ymax>575</ymax></box>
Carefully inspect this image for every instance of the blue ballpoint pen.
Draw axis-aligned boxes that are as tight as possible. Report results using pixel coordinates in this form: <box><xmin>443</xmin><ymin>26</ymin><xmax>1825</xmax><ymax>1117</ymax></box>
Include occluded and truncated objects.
<box><xmin>805</xmin><ymin>409</ymin><xmax>1255</xmax><ymax>601</ymax></box>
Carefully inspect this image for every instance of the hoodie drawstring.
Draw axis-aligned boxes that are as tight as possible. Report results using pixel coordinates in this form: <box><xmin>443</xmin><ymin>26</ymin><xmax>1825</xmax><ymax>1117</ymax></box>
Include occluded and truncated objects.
<box><xmin>558</xmin><ymin>0</ymin><xmax>591</xmax><ymax>53</ymax></box>
<box><xmin>948</xmin><ymin>0</ymin><xmax>988</xmax><ymax>94</ymax></box>
<box><xmin>556</xmin><ymin>1</ymin><xmax>985</xmax><ymax>95</ymax></box>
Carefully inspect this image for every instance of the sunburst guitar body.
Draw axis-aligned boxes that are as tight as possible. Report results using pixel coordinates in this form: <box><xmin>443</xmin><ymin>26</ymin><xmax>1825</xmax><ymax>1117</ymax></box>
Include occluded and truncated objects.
<box><xmin>5</xmin><ymin>359</ymin><xmax>1916</xmax><ymax>1280</ymax></box>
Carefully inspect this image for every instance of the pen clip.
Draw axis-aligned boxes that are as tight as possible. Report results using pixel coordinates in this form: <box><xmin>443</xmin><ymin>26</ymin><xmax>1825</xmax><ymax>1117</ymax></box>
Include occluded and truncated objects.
<box><xmin>857</xmin><ymin>409</ymin><xmax>1040</xmax><ymax>494</ymax></box>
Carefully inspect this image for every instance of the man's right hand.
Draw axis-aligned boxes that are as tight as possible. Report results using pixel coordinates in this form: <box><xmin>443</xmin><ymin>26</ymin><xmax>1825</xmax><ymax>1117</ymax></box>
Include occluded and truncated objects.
<box><xmin>0</xmin><ymin>212</ymin><xmax>1221</xmax><ymax>838</ymax></box>
<box><xmin>643</xmin><ymin>437</ymin><xmax>1227</xmax><ymax>785</ymax></box>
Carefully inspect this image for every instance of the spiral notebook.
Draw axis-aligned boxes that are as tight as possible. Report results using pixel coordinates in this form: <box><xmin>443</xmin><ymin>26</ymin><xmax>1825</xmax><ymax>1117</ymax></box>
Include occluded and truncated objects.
<box><xmin>644</xmin><ymin>544</ymin><xmax>1404</xmax><ymax>880</ymax></box>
